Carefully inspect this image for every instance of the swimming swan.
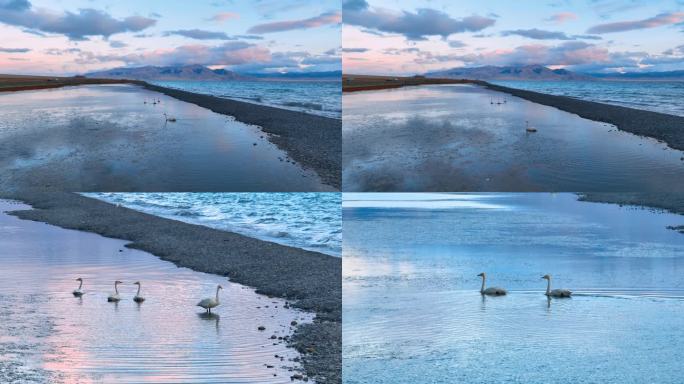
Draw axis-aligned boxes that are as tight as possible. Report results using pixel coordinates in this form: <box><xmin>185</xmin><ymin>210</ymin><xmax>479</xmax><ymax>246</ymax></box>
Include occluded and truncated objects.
<box><xmin>133</xmin><ymin>281</ymin><xmax>145</xmax><ymax>303</ymax></box>
<box><xmin>542</xmin><ymin>274</ymin><xmax>572</xmax><ymax>297</ymax></box>
<box><xmin>107</xmin><ymin>280</ymin><xmax>123</xmax><ymax>302</ymax></box>
<box><xmin>526</xmin><ymin>120</ymin><xmax>537</xmax><ymax>132</ymax></box>
<box><xmin>164</xmin><ymin>113</ymin><xmax>177</xmax><ymax>122</ymax></box>
<box><xmin>72</xmin><ymin>277</ymin><xmax>84</xmax><ymax>297</ymax></box>
<box><xmin>477</xmin><ymin>272</ymin><xmax>507</xmax><ymax>296</ymax></box>
<box><xmin>197</xmin><ymin>285</ymin><xmax>222</xmax><ymax>313</ymax></box>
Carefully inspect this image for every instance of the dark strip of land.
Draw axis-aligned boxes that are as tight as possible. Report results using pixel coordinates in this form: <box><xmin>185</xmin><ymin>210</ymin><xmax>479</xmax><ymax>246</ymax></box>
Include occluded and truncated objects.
<box><xmin>2</xmin><ymin>191</ymin><xmax>341</xmax><ymax>384</ymax></box>
<box><xmin>142</xmin><ymin>83</ymin><xmax>341</xmax><ymax>190</ymax></box>
<box><xmin>579</xmin><ymin>193</ymin><xmax>684</xmax><ymax>233</ymax></box>
<box><xmin>482</xmin><ymin>82</ymin><xmax>684</xmax><ymax>152</ymax></box>
<box><xmin>0</xmin><ymin>74</ymin><xmax>138</xmax><ymax>92</ymax></box>
<box><xmin>342</xmin><ymin>74</ymin><xmax>472</xmax><ymax>92</ymax></box>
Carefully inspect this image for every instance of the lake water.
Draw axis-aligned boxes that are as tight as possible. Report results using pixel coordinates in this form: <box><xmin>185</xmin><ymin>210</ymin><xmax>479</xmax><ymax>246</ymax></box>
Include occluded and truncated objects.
<box><xmin>0</xmin><ymin>84</ymin><xmax>333</xmax><ymax>192</ymax></box>
<box><xmin>342</xmin><ymin>84</ymin><xmax>684</xmax><ymax>192</ymax></box>
<box><xmin>493</xmin><ymin>80</ymin><xmax>684</xmax><ymax>117</ymax></box>
<box><xmin>152</xmin><ymin>81</ymin><xmax>341</xmax><ymax>119</ymax></box>
<box><xmin>343</xmin><ymin>193</ymin><xmax>684</xmax><ymax>384</ymax></box>
<box><xmin>83</xmin><ymin>193</ymin><xmax>342</xmax><ymax>257</ymax></box>
<box><xmin>0</xmin><ymin>200</ymin><xmax>313</xmax><ymax>383</ymax></box>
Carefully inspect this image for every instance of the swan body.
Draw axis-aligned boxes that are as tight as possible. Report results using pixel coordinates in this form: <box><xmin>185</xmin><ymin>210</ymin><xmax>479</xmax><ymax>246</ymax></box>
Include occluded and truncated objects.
<box><xmin>477</xmin><ymin>273</ymin><xmax>507</xmax><ymax>296</ymax></box>
<box><xmin>526</xmin><ymin>120</ymin><xmax>537</xmax><ymax>133</ymax></box>
<box><xmin>133</xmin><ymin>281</ymin><xmax>145</xmax><ymax>303</ymax></box>
<box><xmin>164</xmin><ymin>113</ymin><xmax>177</xmax><ymax>122</ymax></box>
<box><xmin>542</xmin><ymin>275</ymin><xmax>572</xmax><ymax>297</ymax></box>
<box><xmin>197</xmin><ymin>285</ymin><xmax>222</xmax><ymax>313</ymax></box>
<box><xmin>107</xmin><ymin>280</ymin><xmax>123</xmax><ymax>302</ymax></box>
<box><xmin>72</xmin><ymin>278</ymin><xmax>84</xmax><ymax>297</ymax></box>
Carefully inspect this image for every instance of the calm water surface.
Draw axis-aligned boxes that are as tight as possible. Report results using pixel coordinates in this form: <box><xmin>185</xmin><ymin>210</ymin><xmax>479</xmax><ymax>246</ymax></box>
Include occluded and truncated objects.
<box><xmin>0</xmin><ymin>84</ymin><xmax>332</xmax><ymax>191</ymax></box>
<box><xmin>493</xmin><ymin>80</ymin><xmax>684</xmax><ymax>117</ymax></box>
<box><xmin>152</xmin><ymin>80</ymin><xmax>342</xmax><ymax>119</ymax></box>
<box><xmin>343</xmin><ymin>84</ymin><xmax>684</xmax><ymax>192</ymax></box>
<box><xmin>343</xmin><ymin>193</ymin><xmax>684</xmax><ymax>384</ymax></box>
<box><xmin>84</xmin><ymin>193</ymin><xmax>342</xmax><ymax>256</ymax></box>
<box><xmin>0</xmin><ymin>200</ymin><xmax>313</xmax><ymax>383</ymax></box>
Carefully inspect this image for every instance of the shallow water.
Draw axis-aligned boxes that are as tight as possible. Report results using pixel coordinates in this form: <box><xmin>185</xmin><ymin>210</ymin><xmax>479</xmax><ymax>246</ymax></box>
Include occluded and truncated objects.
<box><xmin>0</xmin><ymin>200</ymin><xmax>313</xmax><ymax>383</ymax></box>
<box><xmin>493</xmin><ymin>80</ymin><xmax>684</xmax><ymax>117</ymax></box>
<box><xmin>84</xmin><ymin>193</ymin><xmax>342</xmax><ymax>256</ymax></box>
<box><xmin>342</xmin><ymin>84</ymin><xmax>684</xmax><ymax>192</ymax></box>
<box><xmin>0</xmin><ymin>84</ymin><xmax>332</xmax><ymax>192</ymax></box>
<box><xmin>152</xmin><ymin>80</ymin><xmax>342</xmax><ymax>119</ymax></box>
<box><xmin>343</xmin><ymin>193</ymin><xmax>684</xmax><ymax>384</ymax></box>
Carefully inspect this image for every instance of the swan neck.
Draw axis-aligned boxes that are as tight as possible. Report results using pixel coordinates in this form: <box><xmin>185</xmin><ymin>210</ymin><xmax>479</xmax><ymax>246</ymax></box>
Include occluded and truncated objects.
<box><xmin>480</xmin><ymin>275</ymin><xmax>486</xmax><ymax>293</ymax></box>
<box><xmin>136</xmin><ymin>284</ymin><xmax>141</xmax><ymax>296</ymax></box>
<box><xmin>78</xmin><ymin>280</ymin><xmax>83</xmax><ymax>290</ymax></box>
<box><xmin>215</xmin><ymin>287</ymin><xmax>220</xmax><ymax>303</ymax></box>
<box><xmin>546</xmin><ymin>279</ymin><xmax>551</xmax><ymax>294</ymax></box>
<box><xmin>115</xmin><ymin>283</ymin><xmax>119</xmax><ymax>294</ymax></box>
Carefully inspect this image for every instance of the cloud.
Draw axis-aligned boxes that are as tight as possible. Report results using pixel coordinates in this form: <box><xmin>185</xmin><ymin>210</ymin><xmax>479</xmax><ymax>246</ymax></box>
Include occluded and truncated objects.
<box><xmin>502</xmin><ymin>28</ymin><xmax>572</xmax><ymax>40</ymax></box>
<box><xmin>343</xmin><ymin>1</ymin><xmax>495</xmax><ymax>41</ymax></box>
<box><xmin>545</xmin><ymin>12</ymin><xmax>577</xmax><ymax>24</ymax></box>
<box><xmin>248</xmin><ymin>10</ymin><xmax>341</xmax><ymax>34</ymax></box>
<box><xmin>164</xmin><ymin>29</ymin><xmax>233</xmax><ymax>40</ymax></box>
<box><xmin>109</xmin><ymin>40</ymin><xmax>127</xmax><ymax>48</ymax></box>
<box><xmin>207</xmin><ymin>12</ymin><xmax>239</xmax><ymax>22</ymax></box>
<box><xmin>448</xmin><ymin>40</ymin><xmax>467</xmax><ymax>48</ymax></box>
<box><xmin>0</xmin><ymin>46</ymin><xmax>29</xmax><ymax>52</ymax></box>
<box><xmin>0</xmin><ymin>1</ymin><xmax>156</xmax><ymax>40</ymax></box>
<box><xmin>342</xmin><ymin>47</ymin><xmax>369</xmax><ymax>53</ymax></box>
<box><xmin>587</xmin><ymin>12</ymin><xmax>684</xmax><ymax>34</ymax></box>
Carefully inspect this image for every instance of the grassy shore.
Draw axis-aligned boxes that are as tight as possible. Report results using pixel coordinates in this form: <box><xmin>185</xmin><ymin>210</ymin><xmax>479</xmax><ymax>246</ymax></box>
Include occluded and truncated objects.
<box><xmin>0</xmin><ymin>74</ymin><xmax>139</xmax><ymax>91</ymax></box>
<box><xmin>342</xmin><ymin>74</ymin><xmax>476</xmax><ymax>92</ymax></box>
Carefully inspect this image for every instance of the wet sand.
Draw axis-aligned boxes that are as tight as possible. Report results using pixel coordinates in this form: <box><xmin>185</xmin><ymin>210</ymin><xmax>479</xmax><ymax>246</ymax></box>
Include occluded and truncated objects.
<box><xmin>2</xmin><ymin>192</ymin><xmax>341</xmax><ymax>383</ymax></box>
<box><xmin>483</xmin><ymin>82</ymin><xmax>684</xmax><ymax>151</ymax></box>
<box><xmin>0</xmin><ymin>84</ymin><xmax>334</xmax><ymax>192</ymax></box>
<box><xmin>143</xmin><ymin>83</ymin><xmax>341</xmax><ymax>189</ymax></box>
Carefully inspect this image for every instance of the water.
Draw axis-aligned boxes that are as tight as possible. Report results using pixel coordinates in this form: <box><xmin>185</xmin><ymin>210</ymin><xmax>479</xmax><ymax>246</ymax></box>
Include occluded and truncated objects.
<box><xmin>0</xmin><ymin>200</ymin><xmax>313</xmax><ymax>383</ymax></box>
<box><xmin>0</xmin><ymin>84</ymin><xmax>333</xmax><ymax>192</ymax></box>
<box><xmin>493</xmin><ymin>80</ymin><xmax>684</xmax><ymax>117</ymax></box>
<box><xmin>343</xmin><ymin>193</ymin><xmax>684</xmax><ymax>384</ymax></box>
<box><xmin>83</xmin><ymin>193</ymin><xmax>342</xmax><ymax>257</ymax></box>
<box><xmin>343</xmin><ymin>84</ymin><xmax>684</xmax><ymax>192</ymax></box>
<box><xmin>152</xmin><ymin>81</ymin><xmax>342</xmax><ymax>119</ymax></box>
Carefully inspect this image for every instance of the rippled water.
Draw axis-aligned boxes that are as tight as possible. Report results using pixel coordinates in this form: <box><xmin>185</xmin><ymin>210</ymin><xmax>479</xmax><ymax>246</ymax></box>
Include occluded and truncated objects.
<box><xmin>0</xmin><ymin>84</ymin><xmax>332</xmax><ymax>192</ymax></box>
<box><xmin>152</xmin><ymin>81</ymin><xmax>342</xmax><ymax>119</ymax></box>
<box><xmin>493</xmin><ymin>80</ymin><xmax>684</xmax><ymax>117</ymax></box>
<box><xmin>83</xmin><ymin>193</ymin><xmax>342</xmax><ymax>256</ymax></box>
<box><xmin>342</xmin><ymin>84</ymin><xmax>684</xmax><ymax>192</ymax></box>
<box><xmin>343</xmin><ymin>193</ymin><xmax>684</xmax><ymax>384</ymax></box>
<box><xmin>0</xmin><ymin>200</ymin><xmax>313</xmax><ymax>383</ymax></box>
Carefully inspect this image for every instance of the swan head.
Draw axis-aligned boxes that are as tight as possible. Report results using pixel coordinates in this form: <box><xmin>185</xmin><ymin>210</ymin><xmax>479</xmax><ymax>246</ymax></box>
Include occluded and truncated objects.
<box><xmin>115</xmin><ymin>280</ymin><xmax>123</xmax><ymax>285</ymax></box>
<box><xmin>75</xmin><ymin>277</ymin><xmax>82</xmax><ymax>282</ymax></box>
<box><xmin>218</xmin><ymin>285</ymin><xmax>223</xmax><ymax>290</ymax></box>
<box><xmin>541</xmin><ymin>274</ymin><xmax>551</xmax><ymax>280</ymax></box>
<box><xmin>134</xmin><ymin>281</ymin><xmax>141</xmax><ymax>285</ymax></box>
<box><xmin>477</xmin><ymin>272</ymin><xmax>485</xmax><ymax>278</ymax></box>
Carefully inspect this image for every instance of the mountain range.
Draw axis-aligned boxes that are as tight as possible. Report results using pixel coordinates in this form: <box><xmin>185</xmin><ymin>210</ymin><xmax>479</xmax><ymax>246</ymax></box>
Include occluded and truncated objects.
<box><xmin>86</xmin><ymin>65</ymin><xmax>341</xmax><ymax>81</ymax></box>
<box><xmin>425</xmin><ymin>65</ymin><xmax>593</xmax><ymax>81</ymax></box>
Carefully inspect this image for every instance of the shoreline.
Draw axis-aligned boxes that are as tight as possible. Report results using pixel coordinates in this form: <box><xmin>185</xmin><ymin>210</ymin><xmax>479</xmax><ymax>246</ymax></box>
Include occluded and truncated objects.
<box><xmin>141</xmin><ymin>83</ymin><xmax>341</xmax><ymax>190</ymax></box>
<box><xmin>578</xmin><ymin>193</ymin><xmax>684</xmax><ymax>233</ymax></box>
<box><xmin>2</xmin><ymin>191</ymin><xmax>341</xmax><ymax>384</ymax></box>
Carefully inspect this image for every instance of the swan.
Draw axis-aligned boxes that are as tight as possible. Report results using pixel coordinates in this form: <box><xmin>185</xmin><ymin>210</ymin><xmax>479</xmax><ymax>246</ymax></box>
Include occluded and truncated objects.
<box><xmin>107</xmin><ymin>280</ymin><xmax>123</xmax><ymax>302</ymax></box>
<box><xmin>542</xmin><ymin>274</ymin><xmax>572</xmax><ymax>297</ymax></box>
<box><xmin>197</xmin><ymin>285</ymin><xmax>222</xmax><ymax>313</ymax></box>
<box><xmin>526</xmin><ymin>120</ymin><xmax>537</xmax><ymax>132</ymax></box>
<box><xmin>163</xmin><ymin>113</ymin><xmax>177</xmax><ymax>122</ymax></box>
<box><xmin>72</xmin><ymin>277</ymin><xmax>84</xmax><ymax>297</ymax></box>
<box><xmin>133</xmin><ymin>281</ymin><xmax>145</xmax><ymax>303</ymax></box>
<box><xmin>477</xmin><ymin>272</ymin><xmax>507</xmax><ymax>296</ymax></box>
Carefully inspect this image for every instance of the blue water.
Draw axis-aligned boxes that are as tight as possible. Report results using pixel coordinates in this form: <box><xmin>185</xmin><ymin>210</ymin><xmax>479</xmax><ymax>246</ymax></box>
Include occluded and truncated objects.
<box><xmin>343</xmin><ymin>193</ymin><xmax>684</xmax><ymax>383</ymax></box>
<box><xmin>83</xmin><ymin>193</ymin><xmax>342</xmax><ymax>256</ymax></box>
<box><xmin>152</xmin><ymin>80</ymin><xmax>341</xmax><ymax>119</ymax></box>
<box><xmin>493</xmin><ymin>80</ymin><xmax>684</xmax><ymax>116</ymax></box>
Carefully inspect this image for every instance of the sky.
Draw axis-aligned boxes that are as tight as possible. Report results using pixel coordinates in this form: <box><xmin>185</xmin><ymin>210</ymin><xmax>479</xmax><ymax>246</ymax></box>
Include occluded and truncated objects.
<box><xmin>342</xmin><ymin>0</ymin><xmax>684</xmax><ymax>75</ymax></box>
<box><xmin>0</xmin><ymin>0</ymin><xmax>341</xmax><ymax>75</ymax></box>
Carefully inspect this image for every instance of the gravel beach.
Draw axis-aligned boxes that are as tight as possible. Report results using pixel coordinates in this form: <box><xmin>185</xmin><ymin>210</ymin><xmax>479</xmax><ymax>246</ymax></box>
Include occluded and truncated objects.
<box><xmin>2</xmin><ymin>191</ymin><xmax>342</xmax><ymax>384</ymax></box>
<box><xmin>482</xmin><ymin>82</ymin><xmax>684</xmax><ymax>151</ymax></box>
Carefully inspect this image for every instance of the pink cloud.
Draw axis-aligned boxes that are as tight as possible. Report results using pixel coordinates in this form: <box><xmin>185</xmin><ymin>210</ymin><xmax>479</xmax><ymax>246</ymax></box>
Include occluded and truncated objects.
<box><xmin>208</xmin><ymin>12</ymin><xmax>239</xmax><ymax>22</ymax></box>
<box><xmin>546</xmin><ymin>12</ymin><xmax>577</xmax><ymax>24</ymax></box>
<box><xmin>248</xmin><ymin>11</ymin><xmax>341</xmax><ymax>34</ymax></box>
<box><xmin>588</xmin><ymin>12</ymin><xmax>684</xmax><ymax>34</ymax></box>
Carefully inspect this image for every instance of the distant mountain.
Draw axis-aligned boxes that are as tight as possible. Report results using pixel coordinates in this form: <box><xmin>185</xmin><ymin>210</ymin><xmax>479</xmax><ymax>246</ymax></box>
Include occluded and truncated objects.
<box><xmin>425</xmin><ymin>65</ymin><xmax>593</xmax><ymax>81</ymax></box>
<box><xmin>245</xmin><ymin>70</ymin><xmax>342</xmax><ymax>81</ymax></box>
<box><xmin>587</xmin><ymin>70</ymin><xmax>684</xmax><ymax>81</ymax></box>
<box><xmin>85</xmin><ymin>65</ymin><xmax>248</xmax><ymax>81</ymax></box>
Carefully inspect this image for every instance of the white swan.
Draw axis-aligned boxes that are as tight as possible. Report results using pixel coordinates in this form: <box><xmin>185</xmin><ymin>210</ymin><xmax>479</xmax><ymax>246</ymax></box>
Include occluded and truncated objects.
<box><xmin>197</xmin><ymin>285</ymin><xmax>222</xmax><ymax>313</ymax></box>
<box><xmin>72</xmin><ymin>277</ymin><xmax>84</xmax><ymax>297</ymax></box>
<box><xmin>477</xmin><ymin>272</ymin><xmax>507</xmax><ymax>296</ymax></box>
<box><xmin>526</xmin><ymin>120</ymin><xmax>537</xmax><ymax>132</ymax></box>
<box><xmin>107</xmin><ymin>280</ymin><xmax>123</xmax><ymax>302</ymax></box>
<box><xmin>542</xmin><ymin>274</ymin><xmax>572</xmax><ymax>297</ymax></box>
<box><xmin>163</xmin><ymin>113</ymin><xmax>177</xmax><ymax>122</ymax></box>
<box><xmin>133</xmin><ymin>281</ymin><xmax>145</xmax><ymax>303</ymax></box>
